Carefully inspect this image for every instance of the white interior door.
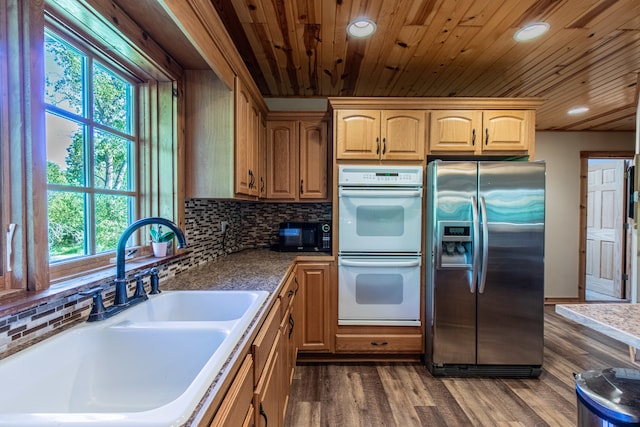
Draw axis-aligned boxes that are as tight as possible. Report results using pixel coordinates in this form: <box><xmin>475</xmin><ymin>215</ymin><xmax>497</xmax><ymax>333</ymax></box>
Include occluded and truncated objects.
<box><xmin>586</xmin><ymin>160</ymin><xmax>625</xmax><ymax>298</ymax></box>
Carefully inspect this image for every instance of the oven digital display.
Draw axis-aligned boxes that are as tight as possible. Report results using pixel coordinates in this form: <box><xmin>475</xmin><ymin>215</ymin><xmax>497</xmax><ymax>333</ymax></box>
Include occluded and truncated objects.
<box><xmin>375</xmin><ymin>172</ymin><xmax>399</xmax><ymax>177</ymax></box>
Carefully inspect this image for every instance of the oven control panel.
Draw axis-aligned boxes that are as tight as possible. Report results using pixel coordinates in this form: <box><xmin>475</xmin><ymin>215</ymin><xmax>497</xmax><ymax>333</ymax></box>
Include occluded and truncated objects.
<box><xmin>338</xmin><ymin>165</ymin><xmax>423</xmax><ymax>186</ymax></box>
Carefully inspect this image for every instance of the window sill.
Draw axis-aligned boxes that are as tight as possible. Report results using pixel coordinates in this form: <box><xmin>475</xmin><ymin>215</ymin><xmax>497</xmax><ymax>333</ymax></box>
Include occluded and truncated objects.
<box><xmin>0</xmin><ymin>251</ymin><xmax>189</xmax><ymax>319</ymax></box>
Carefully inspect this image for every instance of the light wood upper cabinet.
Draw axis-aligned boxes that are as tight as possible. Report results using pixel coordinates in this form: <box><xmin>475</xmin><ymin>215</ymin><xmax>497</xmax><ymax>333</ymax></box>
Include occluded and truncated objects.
<box><xmin>266</xmin><ymin>121</ymin><xmax>297</xmax><ymax>199</ymax></box>
<box><xmin>299</xmin><ymin>120</ymin><xmax>328</xmax><ymax>199</ymax></box>
<box><xmin>235</xmin><ymin>78</ymin><xmax>261</xmax><ymax>197</ymax></box>
<box><xmin>185</xmin><ymin>71</ymin><xmax>267</xmax><ymax>199</ymax></box>
<box><xmin>429</xmin><ymin>110</ymin><xmax>533</xmax><ymax>154</ymax></box>
<box><xmin>335</xmin><ymin>110</ymin><xmax>425</xmax><ymax>161</ymax></box>
<box><xmin>381</xmin><ymin>111</ymin><xmax>427</xmax><ymax>160</ymax></box>
<box><xmin>483</xmin><ymin>110</ymin><xmax>532</xmax><ymax>152</ymax></box>
<box><xmin>266</xmin><ymin>117</ymin><xmax>328</xmax><ymax>201</ymax></box>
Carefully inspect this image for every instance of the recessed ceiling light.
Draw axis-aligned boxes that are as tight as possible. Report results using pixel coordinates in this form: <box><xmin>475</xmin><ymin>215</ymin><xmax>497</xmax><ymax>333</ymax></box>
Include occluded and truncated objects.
<box><xmin>347</xmin><ymin>18</ymin><xmax>377</xmax><ymax>38</ymax></box>
<box><xmin>568</xmin><ymin>106</ymin><xmax>589</xmax><ymax>115</ymax></box>
<box><xmin>514</xmin><ymin>22</ymin><xmax>550</xmax><ymax>42</ymax></box>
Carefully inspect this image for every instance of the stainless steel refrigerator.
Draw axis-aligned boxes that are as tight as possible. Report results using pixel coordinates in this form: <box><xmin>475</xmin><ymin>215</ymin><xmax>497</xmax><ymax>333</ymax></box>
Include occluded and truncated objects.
<box><xmin>425</xmin><ymin>160</ymin><xmax>545</xmax><ymax>377</ymax></box>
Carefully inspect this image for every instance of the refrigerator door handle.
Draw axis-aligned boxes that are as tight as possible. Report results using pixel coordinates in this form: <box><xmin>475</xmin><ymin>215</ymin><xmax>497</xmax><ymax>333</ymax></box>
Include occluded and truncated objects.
<box><xmin>478</xmin><ymin>196</ymin><xmax>489</xmax><ymax>294</ymax></box>
<box><xmin>470</xmin><ymin>196</ymin><xmax>479</xmax><ymax>293</ymax></box>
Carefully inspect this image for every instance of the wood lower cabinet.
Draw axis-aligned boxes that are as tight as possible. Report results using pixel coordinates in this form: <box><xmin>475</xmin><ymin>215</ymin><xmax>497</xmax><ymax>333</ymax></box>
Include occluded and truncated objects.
<box><xmin>254</xmin><ymin>337</ymin><xmax>281</xmax><ymax>427</ymax></box>
<box><xmin>335</xmin><ymin>109</ymin><xmax>426</xmax><ymax>161</ymax></box>
<box><xmin>296</xmin><ymin>262</ymin><xmax>333</xmax><ymax>353</ymax></box>
<box><xmin>335</xmin><ymin>333</ymin><xmax>423</xmax><ymax>353</ymax></box>
<box><xmin>429</xmin><ymin>110</ymin><xmax>533</xmax><ymax>155</ymax></box>
<box><xmin>209</xmin><ymin>355</ymin><xmax>254</xmax><ymax>427</ymax></box>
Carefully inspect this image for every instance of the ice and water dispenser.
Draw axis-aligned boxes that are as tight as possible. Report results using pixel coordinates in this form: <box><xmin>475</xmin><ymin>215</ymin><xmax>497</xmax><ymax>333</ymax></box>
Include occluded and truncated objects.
<box><xmin>437</xmin><ymin>221</ymin><xmax>472</xmax><ymax>268</ymax></box>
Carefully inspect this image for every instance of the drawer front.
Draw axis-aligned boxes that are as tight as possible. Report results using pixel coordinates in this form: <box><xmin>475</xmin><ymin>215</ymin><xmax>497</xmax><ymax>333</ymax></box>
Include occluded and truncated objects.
<box><xmin>253</xmin><ymin>299</ymin><xmax>281</xmax><ymax>383</ymax></box>
<box><xmin>335</xmin><ymin>334</ymin><xmax>423</xmax><ymax>353</ymax></box>
<box><xmin>210</xmin><ymin>354</ymin><xmax>254</xmax><ymax>427</ymax></box>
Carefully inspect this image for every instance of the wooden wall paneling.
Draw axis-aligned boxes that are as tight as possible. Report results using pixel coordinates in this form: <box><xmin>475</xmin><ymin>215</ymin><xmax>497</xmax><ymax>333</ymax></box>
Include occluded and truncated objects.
<box><xmin>407</xmin><ymin>0</ymin><xmax>529</xmax><ymax>96</ymax></box>
<box><xmin>160</xmin><ymin>0</ymin><xmax>235</xmax><ymax>89</ymax></box>
<box><xmin>319</xmin><ymin>0</ymin><xmax>339</xmax><ymax>95</ymax></box>
<box><xmin>50</xmin><ymin>0</ymin><xmax>184</xmax><ymax>81</ymax></box>
<box><xmin>353</xmin><ymin>0</ymin><xmax>396</xmax><ymax>95</ymax></box>
<box><xmin>390</xmin><ymin>0</ymin><xmax>467</xmax><ymax>97</ymax></box>
<box><xmin>6</xmin><ymin>0</ymin><xmax>49</xmax><ymax>291</ymax></box>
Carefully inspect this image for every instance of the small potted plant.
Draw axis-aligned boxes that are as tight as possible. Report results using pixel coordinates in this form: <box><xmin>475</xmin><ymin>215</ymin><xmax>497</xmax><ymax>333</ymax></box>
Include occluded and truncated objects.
<box><xmin>149</xmin><ymin>225</ymin><xmax>175</xmax><ymax>257</ymax></box>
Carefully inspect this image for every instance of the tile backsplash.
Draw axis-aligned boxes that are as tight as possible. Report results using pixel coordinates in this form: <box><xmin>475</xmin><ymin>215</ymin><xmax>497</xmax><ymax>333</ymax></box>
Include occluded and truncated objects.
<box><xmin>0</xmin><ymin>200</ymin><xmax>331</xmax><ymax>357</ymax></box>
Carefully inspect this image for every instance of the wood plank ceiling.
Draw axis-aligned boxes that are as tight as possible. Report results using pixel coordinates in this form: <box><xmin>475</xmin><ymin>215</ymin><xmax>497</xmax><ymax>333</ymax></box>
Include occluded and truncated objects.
<box><xmin>208</xmin><ymin>0</ymin><xmax>640</xmax><ymax>131</ymax></box>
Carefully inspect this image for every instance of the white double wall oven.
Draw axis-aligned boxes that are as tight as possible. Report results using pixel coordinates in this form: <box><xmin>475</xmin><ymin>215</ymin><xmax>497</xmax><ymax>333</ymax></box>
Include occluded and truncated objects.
<box><xmin>337</xmin><ymin>165</ymin><xmax>423</xmax><ymax>326</ymax></box>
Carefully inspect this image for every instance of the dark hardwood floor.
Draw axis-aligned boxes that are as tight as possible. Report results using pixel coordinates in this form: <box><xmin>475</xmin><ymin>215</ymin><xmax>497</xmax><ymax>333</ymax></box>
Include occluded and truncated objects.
<box><xmin>285</xmin><ymin>306</ymin><xmax>635</xmax><ymax>426</ymax></box>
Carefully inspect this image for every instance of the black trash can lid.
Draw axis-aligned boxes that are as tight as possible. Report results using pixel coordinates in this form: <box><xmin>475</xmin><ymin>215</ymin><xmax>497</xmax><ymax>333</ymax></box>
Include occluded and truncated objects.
<box><xmin>575</xmin><ymin>368</ymin><xmax>640</xmax><ymax>424</ymax></box>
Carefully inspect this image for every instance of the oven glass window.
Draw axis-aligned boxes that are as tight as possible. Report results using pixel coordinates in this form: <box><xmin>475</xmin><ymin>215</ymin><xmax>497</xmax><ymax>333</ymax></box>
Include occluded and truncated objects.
<box><xmin>355</xmin><ymin>274</ymin><xmax>403</xmax><ymax>304</ymax></box>
<box><xmin>356</xmin><ymin>206</ymin><xmax>404</xmax><ymax>236</ymax></box>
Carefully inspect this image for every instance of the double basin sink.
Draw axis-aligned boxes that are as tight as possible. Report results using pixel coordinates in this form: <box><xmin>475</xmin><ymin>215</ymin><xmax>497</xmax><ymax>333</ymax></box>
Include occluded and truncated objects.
<box><xmin>0</xmin><ymin>290</ymin><xmax>269</xmax><ymax>426</ymax></box>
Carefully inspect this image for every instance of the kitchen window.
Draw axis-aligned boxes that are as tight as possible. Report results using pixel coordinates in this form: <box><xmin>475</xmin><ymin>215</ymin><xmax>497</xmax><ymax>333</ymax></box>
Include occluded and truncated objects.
<box><xmin>0</xmin><ymin>0</ymin><xmax>183</xmax><ymax>296</ymax></box>
<box><xmin>45</xmin><ymin>29</ymin><xmax>138</xmax><ymax>264</ymax></box>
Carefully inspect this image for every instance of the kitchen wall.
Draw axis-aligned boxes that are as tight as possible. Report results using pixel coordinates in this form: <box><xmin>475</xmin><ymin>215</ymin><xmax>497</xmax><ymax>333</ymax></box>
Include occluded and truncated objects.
<box><xmin>535</xmin><ymin>131</ymin><xmax>635</xmax><ymax>299</ymax></box>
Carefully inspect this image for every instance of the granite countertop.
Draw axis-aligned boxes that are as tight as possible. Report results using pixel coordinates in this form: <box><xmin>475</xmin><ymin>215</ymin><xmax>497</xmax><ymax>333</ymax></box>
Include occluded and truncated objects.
<box><xmin>165</xmin><ymin>249</ymin><xmax>303</xmax><ymax>293</ymax></box>
<box><xmin>555</xmin><ymin>303</ymin><xmax>640</xmax><ymax>349</ymax></box>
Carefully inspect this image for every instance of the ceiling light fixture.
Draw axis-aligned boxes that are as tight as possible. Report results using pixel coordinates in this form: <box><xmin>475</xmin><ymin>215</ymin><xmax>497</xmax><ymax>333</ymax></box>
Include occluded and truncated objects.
<box><xmin>347</xmin><ymin>18</ymin><xmax>377</xmax><ymax>38</ymax></box>
<box><xmin>514</xmin><ymin>22</ymin><xmax>550</xmax><ymax>42</ymax></box>
<box><xmin>567</xmin><ymin>106</ymin><xmax>589</xmax><ymax>115</ymax></box>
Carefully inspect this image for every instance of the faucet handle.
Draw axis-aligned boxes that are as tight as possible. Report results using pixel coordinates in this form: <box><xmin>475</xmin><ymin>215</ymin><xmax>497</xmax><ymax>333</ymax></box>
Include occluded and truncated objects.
<box><xmin>149</xmin><ymin>268</ymin><xmax>161</xmax><ymax>294</ymax></box>
<box><xmin>81</xmin><ymin>286</ymin><xmax>107</xmax><ymax>322</ymax></box>
<box><xmin>132</xmin><ymin>272</ymin><xmax>148</xmax><ymax>300</ymax></box>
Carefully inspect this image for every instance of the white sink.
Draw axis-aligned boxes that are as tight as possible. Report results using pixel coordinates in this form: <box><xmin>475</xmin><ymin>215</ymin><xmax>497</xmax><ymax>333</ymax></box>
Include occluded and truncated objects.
<box><xmin>0</xmin><ymin>290</ymin><xmax>269</xmax><ymax>426</ymax></box>
<box><xmin>121</xmin><ymin>290</ymin><xmax>267</xmax><ymax>323</ymax></box>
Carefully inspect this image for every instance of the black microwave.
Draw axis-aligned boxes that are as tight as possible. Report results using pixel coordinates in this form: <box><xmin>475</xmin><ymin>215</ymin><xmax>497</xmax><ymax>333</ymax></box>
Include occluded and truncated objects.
<box><xmin>278</xmin><ymin>222</ymin><xmax>331</xmax><ymax>252</ymax></box>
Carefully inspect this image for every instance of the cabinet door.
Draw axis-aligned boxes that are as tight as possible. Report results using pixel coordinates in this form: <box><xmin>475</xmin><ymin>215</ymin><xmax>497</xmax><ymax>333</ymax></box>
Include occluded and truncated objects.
<box><xmin>248</xmin><ymin>100</ymin><xmax>261</xmax><ymax>197</ymax></box>
<box><xmin>266</xmin><ymin>121</ymin><xmax>297</xmax><ymax>199</ymax></box>
<box><xmin>254</xmin><ymin>340</ymin><xmax>281</xmax><ymax>427</ymax></box>
<box><xmin>381</xmin><ymin>110</ymin><xmax>426</xmax><ymax>160</ymax></box>
<box><xmin>258</xmin><ymin>114</ymin><xmax>267</xmax><ymax>198</ymax></box>
<box><xmin>299</xmin><ymin>120</ymin><xmax>328</xmax><ymax>200</ymax></box>
<box><xmin>297</xmin><ymin>263</ymin><xmax>332</xmax><ymax>352</ymax></box>
<box><xmin>429</xmin><ymin>110</ymin><xmax>482</xmax><ymax>153</ymax></box>
<box><xmin>210</xmin><ymin>355</ymin><xmax>254</xmax><ymax>427</ymax></box>
<box><xmin>235</xmin><ymin>80</ymin><xmax>252</xmax><ymax>195</ymax></box>
<box><xmin>482</xmin><ymin>110</ymin><xmax>531</xmax><ymax>152</ymax></box>
<box><xmin>335</xmin><ymin>110</ymin><xmax>380</xmax><ymax>160</ymax></box>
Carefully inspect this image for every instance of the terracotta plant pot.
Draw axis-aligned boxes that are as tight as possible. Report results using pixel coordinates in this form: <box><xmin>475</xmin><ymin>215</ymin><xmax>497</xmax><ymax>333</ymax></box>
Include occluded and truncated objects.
<box><xmin>152</xmin><ymin>241</ymin><xmax>168</xmax><ymax>257</ymax></box>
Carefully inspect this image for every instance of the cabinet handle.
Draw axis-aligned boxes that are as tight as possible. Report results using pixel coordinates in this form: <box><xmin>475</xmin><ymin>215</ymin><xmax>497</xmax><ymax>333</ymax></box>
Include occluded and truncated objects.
<box><xmin>288</xmin><ymin>313</ymin><xmax>295</xmax><ymax>338</ymax></box>
<box><xmin>485</xmin><ymin>128</ymin><xmax>489</xmax><ymax>145</ymax></box>
<box><xmin>260</xmin><ymin>177</ymin><xmax>264</xmax><ymax>193</ymax></box>
<box><xmin>382</xmin><ymin>137</ymin><xmax>386</xmax><ymax>154</ymax></box>
<box><xmin>300</xmin><ymin>179</ymin><xmax>304</xmax><ymax>194</ymax></box>
<box><xmin>259</xmin><ymin>402</ymin><xmax>268</xmax><ymax>427</ymax></box>
<box><xmin>293</xmin><ymin>276</ymin><xmax>300</xmax><ymax>294</ymax></box>
<box><xmin>371</xmin><ymin>341</ymin><xmax>388</xmax><ymax>346</ymax></box>
<box><xmin>376</xmin><ymin>137</ymin><xmax>380</xmax><ymax>154</ymax></box>
<box><xmin>248</xmin><ymin>169</ymin><xmax>254</xmax><ymax>188</ymax></box>
<box><xmin>472</xmin><ymin>129</ymin><xmax>476</xmax><ymax>146</ymax></box>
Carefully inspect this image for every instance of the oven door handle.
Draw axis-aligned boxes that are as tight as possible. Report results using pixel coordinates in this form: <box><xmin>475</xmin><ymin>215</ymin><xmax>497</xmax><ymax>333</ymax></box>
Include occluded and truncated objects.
<box><xmin>339</xmin><ymin>189</ymin><xmax>422</xmax><ymax>198</ymax></box>
<box><xmin>339</xmin><ymin>259</ymin><xmax>421</xmax><ymax>268</ymax></box>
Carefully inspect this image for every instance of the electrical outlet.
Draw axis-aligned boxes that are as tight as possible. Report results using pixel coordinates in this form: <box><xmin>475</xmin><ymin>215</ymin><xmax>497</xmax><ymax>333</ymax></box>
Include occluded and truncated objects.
<box><xmin>221</xmin><ymin>221</ymin><xmax>229</xmax><ymax>233</ymax></box>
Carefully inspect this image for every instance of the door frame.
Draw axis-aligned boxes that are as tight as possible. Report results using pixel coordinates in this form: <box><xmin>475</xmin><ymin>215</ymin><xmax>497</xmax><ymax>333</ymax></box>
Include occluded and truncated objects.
<box><xmin>579</xmin><ymin>151</ymin><xmax>634</xmax><ymax>301</ymax></box>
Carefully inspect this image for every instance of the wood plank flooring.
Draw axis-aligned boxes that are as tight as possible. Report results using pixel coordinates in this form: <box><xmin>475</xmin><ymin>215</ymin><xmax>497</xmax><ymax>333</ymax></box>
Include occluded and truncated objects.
<box><xmin>285</xmin><ymin>306</ymin><xmax>636</xmax><ymax>426</ymax></box>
